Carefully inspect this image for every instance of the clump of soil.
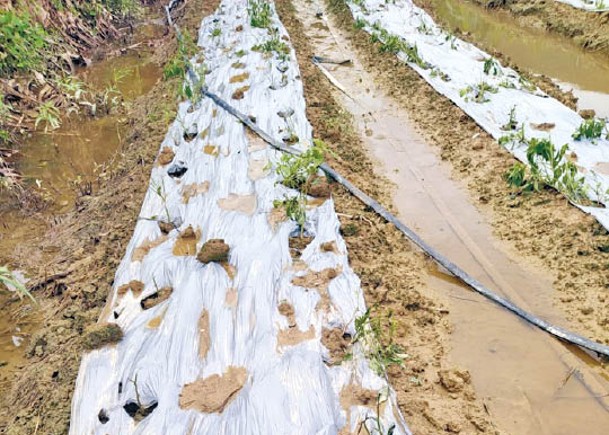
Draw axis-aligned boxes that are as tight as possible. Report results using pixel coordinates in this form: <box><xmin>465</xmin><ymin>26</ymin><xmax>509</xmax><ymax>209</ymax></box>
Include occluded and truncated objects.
<box><xmin>140</xmin><ymin>286</ymin><xmax>173</xmax><ymax>310</ymax></box>
<box><xmin>321</xmin><ymin>328</ymin><xmax>351</xmax><ymax>365</ymax></box>
<box><xmin>173</xmin><ymin>225</ymin><xmax>201</xmax><ymax>256</ymax></box>
<box><xmin>158</xmin><ymin>221</ymin><xmax>174</xmax><ymax>234</ymax></box>
<box><xmin>229</xmin><ymin>72</ymin><xmax>250</xmax><ymax>83</ymax></box>
<box><xmin>278</xmin><ymin>300</ymin><xmax>297</xmax><ymax>326</ymax></box>
<box><xmin>83</xmin><ymin>323</ymin><xmax>123</xmax><ymax>350</ymax></box>
<box><xmin>288</xmin><ymin>235</ymin><xmax>313</xmax><ymax>259</ymax></box>
<box><xmin>197</xmin><ymin>239</ymin><xmax>230</xmax><ymax>263</ymax></box>
<box><xmin>276</xmin><ymin>300</ymin><xmax>316</xmax><ymax>346</ymax></box>
<box><xmin>320</xmin><ymin>241</ymin><xmax>339</xmax><ymax>253</ymax></box>
<box><xmin>231</xmin><ymin>85</ymin><xmax>250</xmax><ymax>100</ymax></box>
<box><xmin>291</xmin><ymin>267</ymin><xmax>341</xmax><ymax>290</ymax></box>
<box><xmin>179</xmin><ymin>366</ymin><xmax>248</xmax><ymax>413</ymax></box>
<box><xmin>117</xmin><ymin>280</ymin><xmax>145</xmax><ymax>297</ymax></box>
<box><xmin>438</xmin><ymin>368</ymin><xmax>472</xmax><ymax>394</ymax></box>
<box><xmin>157</xmin><ymin>146</ymin><xmax>175</xmax><ymax>166</ymax></box>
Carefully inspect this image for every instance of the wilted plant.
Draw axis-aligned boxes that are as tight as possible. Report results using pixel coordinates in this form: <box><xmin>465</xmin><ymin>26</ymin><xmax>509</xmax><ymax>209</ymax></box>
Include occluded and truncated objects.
<box><xmin>506</xmin><ymin>137</ymin><xmax>587</xmax><ymax>203</ymax></box>
<box><xmin>501</xmin><ymin>106</ymin><xmax>518</xmax><ymax>131</ymax></box>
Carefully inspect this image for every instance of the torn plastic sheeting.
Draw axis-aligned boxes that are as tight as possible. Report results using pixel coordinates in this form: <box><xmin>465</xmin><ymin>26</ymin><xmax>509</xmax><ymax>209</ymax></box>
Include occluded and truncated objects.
<box><xmin>555</xmin><ymin>0</ymin><xmax>609</xmax><ymax>11</ymax></box>
<box><xmin>69</xmin><ymin>1</ymin><xmax>411</xmax><ymax>434</ymax></box>
<box><xmin>345</xmin><ymin>0</ymin><xmax>609</xmax><ymax>231</ymax></box>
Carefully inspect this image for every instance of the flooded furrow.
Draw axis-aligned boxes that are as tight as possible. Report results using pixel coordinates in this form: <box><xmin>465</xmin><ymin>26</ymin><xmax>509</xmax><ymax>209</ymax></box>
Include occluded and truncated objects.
<box><xmin>293</xmin><ymin>0</ymin><xmax>609</xmax><ymax>433</ymax></box>
<box><xmin>0</xmin><ymin>29</ymin><xmax>162</xmax><ymax>374</ymax></box>
<box><xmin>423</xmin><ymin>0</ymin><xmax>609</xmax><ymax>118</ymax></box>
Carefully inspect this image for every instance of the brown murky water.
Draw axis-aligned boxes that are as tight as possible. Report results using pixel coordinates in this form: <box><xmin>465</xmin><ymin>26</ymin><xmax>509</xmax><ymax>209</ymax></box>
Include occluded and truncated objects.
<box><xmin>295</xmin><ymin>0</ymin><xmax>609</xmax><ymax>433</ymax></box>
<box><xmin>427</xmin><ymin>0</ymin><xmax>609</xmax><ymax>118</ymax></box>
<box><xmin>0</xmin><ymin>29</ymin><xmax>162</xmax><ymax>373</ymax></box>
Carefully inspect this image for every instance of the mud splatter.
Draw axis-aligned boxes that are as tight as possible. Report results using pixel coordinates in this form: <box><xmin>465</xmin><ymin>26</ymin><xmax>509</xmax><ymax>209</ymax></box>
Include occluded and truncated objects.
<box><xmin>179</xmin><ymin>366</ymin><xmax>248</xmax><ymax>413</ymax></box>
<box><xmin>182</xmin><ymin>181</ymin><xmax>210</xmax><ymax>204</ymax></box>
<box><xmin>217</xmin><ymin>193</ymin><xmax>257</xmax><ymax>215</ymax></box>
<box><xmin>132</xmin><ymin>235</ymin><xmax>168</xmax><ymax>262</ymax></box>
<box><xmin>198</xmin><ymin>310</ymin><xmax>210</xmax><ymax>360</ymax></box>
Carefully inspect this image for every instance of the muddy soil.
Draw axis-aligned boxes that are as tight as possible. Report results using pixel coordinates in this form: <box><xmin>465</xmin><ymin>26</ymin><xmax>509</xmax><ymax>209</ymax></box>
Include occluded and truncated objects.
<box><xmin>277</xmin><ymin>1</ymin><xmax>501</xmax><ymax>433</ymax></box>
<box><xmin>326</xmin><ymin>0</ymin><xmax>609</xmax><ymax>347</ymax></box>
<box><xmin>0</xmin><ymin>1</ymin><xmax>218</xmax><ymax>433</ymax></box>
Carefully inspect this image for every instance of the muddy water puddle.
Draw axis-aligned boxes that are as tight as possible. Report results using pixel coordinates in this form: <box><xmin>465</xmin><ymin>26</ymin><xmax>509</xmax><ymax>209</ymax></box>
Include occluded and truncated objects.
<box><xmin>295</xmin><ymin>0</ymin><xmax>609</xmax><ymax>433</ymax></box>
<box><xmin>0</xmin><ymin>33</ymin><xmax>162</xmax><ymax>374</ymax></box>
<box><xmin>426</xmin><ymin>0</ymin><xmax>609</xmax><ymax>118</ymax></box>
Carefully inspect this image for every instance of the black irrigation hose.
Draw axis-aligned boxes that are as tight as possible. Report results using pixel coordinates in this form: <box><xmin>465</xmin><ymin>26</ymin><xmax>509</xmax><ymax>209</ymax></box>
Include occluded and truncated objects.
<box><xmin>164</xmin><ymin>3</ymin><xmax>609</xmax><ymax>359</ymax></box>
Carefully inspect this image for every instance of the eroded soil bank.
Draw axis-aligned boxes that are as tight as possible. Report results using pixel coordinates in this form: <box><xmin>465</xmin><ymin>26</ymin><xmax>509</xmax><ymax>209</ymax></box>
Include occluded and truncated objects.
<box><xmin>0</xmin><ymin>1</ymin><xmax>213</xmax><ymax>432</ymax></box>
<box><xmin>288</xmin><ymin>1</ymin><xmax>609</xmax><ymax>433</ymax></box>
<box><xmin>466</xmin><ymin>0</ymin><xmax>609</xmax><ymax>58</ymax></box>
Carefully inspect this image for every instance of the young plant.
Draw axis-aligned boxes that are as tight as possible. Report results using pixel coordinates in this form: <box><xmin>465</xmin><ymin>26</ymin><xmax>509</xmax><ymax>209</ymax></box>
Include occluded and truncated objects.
<box><xmin>483</xmin><ymin>57</ymin><xmax>500</xmax><ymax>76</ymax></box>
<box><xmin>459</xmin><ymin>81</ymin><xmax>498</xmax><ymax>103</ymax></box>
<box><xmin>149</xmin><ymin>178</ymin><xmax>172</xmax><ymax>224</ymax></box>
<box><xmin>248</xmin><ymin>0</ymin><xmax>272</xmax><ymax>29</ymax></box>
<box><xmin>274</xmin><ymin>194</ymin><xmax>306</xmax><ymax>233</ymax></box>
<box><xmin>351</xmin><ymin>307</ymin><xmax>406</xmax><ymax>376</ymax></box>
<box><xmin>361</xmin><ymin>388</ymin><xmax>395</xmax><ymax>435</ymax></box>
<box><xmin>501</xmin><ymin>106</ymin><xmax>518</xmax><ymax>131</ymax></box>
<box><xmin>572</xmin><ymin>118</ymin><xmax>607</xmax><ymax>142</ymax></box>
<box><xmin>252</xmin><ymin>34</ymin><xmax>290</xmax><ymax>59</ymax></box>
<box><xmin>499</xmin><ymin>123</ymin><xmax>526</xmax><ymax>149</ymax></box>
<box><xmin>275</xmin><ymin>139</ymin><xmax>330</xmax><ymax>190</ymax></box>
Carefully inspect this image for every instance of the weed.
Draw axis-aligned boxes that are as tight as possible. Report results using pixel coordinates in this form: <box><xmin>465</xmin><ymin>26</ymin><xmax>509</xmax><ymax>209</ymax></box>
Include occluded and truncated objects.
<box><xmin>235</xmin><ymin>49</ymin><xmax>248</xmax><ymax>57</ymax></box>
<box><xmin>211</xmin><ymin>27</ymin><xmax>222</xmax><ymax>37</ymax></box>
<box><xmin>101</xmin><ymin>0</ymin><xmax>140</xmax><ymax>18</ymax></box>
<box><xmin>249</xmin><ymin>0</ymin><xmax>272</xmax><ymax>29</ymax></box>
<box><xmin>572</xmin><ymin>118</ymin><xmax>607</xmax><ymax>142</ymax></box>
<box><xmin>0</xmin><ymin>10</ymin><xmax>48</xmax><ymax>76</ymax></box>
<box><xmin>35</xmin><ymin>102</ymin><xmax>61</xmax><ymax>132</ymax></box>
<box><xmin>163</xmin><ymin>31</ymin><xmax>197</xmax><ymax>81</ymax></box>
<box><xmin>0</xmin><ymin>266</ymin><xmax>34</xmax><ymax>302</ymax></box>
<box><xmin>506</xmin><ymin>137</ymin><xmax>587</xmax><ymax>203</ymax></box>
<box><xmin>483</xmin><ymin>57</ymin><xmax>500</xmax><ymax>76</ymax></box>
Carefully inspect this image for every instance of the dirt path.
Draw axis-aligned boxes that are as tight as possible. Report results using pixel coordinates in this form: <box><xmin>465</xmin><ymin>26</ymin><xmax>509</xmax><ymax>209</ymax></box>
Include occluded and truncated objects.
<box><xmin>288</xmin><ymin>0</ymin><xmax>609</xmax><ymax>433</ymax></box>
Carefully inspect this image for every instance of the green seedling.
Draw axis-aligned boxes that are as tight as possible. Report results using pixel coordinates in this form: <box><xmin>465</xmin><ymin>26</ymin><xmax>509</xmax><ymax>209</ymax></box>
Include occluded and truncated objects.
<box><xmin>572</xmin><ymin>118</ymin><xmax>607</xmax><ymax>142</ymax></box>
<box><xmin>252</xmin><ymin>34</ymin><xmax>290</xmax><ymax>59</ymax></box>
<box><xmin>459</xmin><ymin>81</ymin><xmax>498</xmax><ymax>103</ymax></box>
<box><xmin>501</xmin><ymin>106</ymin><xmax>518</xmax><ymax>131</ymax></box>
<box><xmin>483</xmin><ymin>57</ymin><xmax>500</xmax><ymax>76</ymax></box>
<box><xmin>248</xmin><ymin>0</ymin><xmax>272</xmax><ymax>29</ymax></box>
<box><xmin>274</xmin><ymin>194</ymin><xmax>307</xmax><ymax>234</ymax></box>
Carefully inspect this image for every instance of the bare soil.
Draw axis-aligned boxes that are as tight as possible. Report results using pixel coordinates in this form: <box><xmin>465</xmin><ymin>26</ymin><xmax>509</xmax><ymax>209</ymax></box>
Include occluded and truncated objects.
<box><xmin>277</xmin><ymin>1</ymin><xmax>502</xmax><ymax>433</ymax></box>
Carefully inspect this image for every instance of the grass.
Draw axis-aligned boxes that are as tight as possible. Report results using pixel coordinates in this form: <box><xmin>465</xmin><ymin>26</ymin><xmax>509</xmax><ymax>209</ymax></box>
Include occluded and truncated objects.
<box><xmin>0</xmin><ymin>10</ymin><xmax>49</xmax><ymax>76</ymax></box>
<box><xmin>572</xmin><ymin>118</ymin><xmax>607</xmax><ymax>142</ymax></box>
<box><xmin>249</xmin><ymin>0</ymin><xmax>273</xmax><ymax>29</ymax></box>
<box><xmin>35</xmin><ymin>102</ymin><xmax>61</xmax><ymax>132</ymax></box>
<box><xmin>163</xmin><ymin>31</ymin><xmax>198</xmax><ymax>80</ymax></box>
<box><xmin>0</xmin><ymin>266</ymin><xmax>35</xmax><ymax>302</ymax></box>
<box><xmin>506</xmin><ymin>137</ymin><xmax>587</xmax><ymax>203</ymax></box>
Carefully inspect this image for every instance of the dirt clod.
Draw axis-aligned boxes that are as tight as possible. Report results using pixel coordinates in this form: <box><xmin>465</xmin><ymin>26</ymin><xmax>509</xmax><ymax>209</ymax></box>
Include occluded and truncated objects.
<box><xmin>197</xmin><ymin>239</ymin><xmax>230</xmax><ymax>264</ymax></box>
<box><xmin>307</xmin><ymin>175</ymin><xmax>332</xmax><ymax>198</ymax></box>
<box><xmin>117</xmin><ymin>280</ymin><xmax>145</xmax><ymax>297</ymax></box>
<box><xmin>83</xmin><ymin>323</ymin><xmax>123</xmax><ymax>350</ymax></box>
<box><xmin>173</xmin><ymin>226</ymin><xmax>201</xmax><ymax>256</ymax></box>
<box><xmin>321</xmin><ymin>328</ymin><xmax>351</xmax><ymax>365</ymax></box>
<box><xmin>231</xmin><ymin>85</ymin><xmax>250</xmax><ymax>100</ymax></box>
<box><xmin>438</xmin><ymin>369</ymin><xmax>471</xmax><ymax>393</ymax></box>
<box><xmin>157</xmin><ymin>146</ymin><xmax>175</xmax><ymax>166</ymax></box>
<box><xmin>140</xmin><ymin>287</ymin><xmax>173</xmax><ymax>310</ymax></box>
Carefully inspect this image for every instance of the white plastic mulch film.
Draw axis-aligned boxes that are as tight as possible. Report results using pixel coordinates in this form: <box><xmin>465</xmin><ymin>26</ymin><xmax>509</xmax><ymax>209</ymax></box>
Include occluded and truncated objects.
<box><xmin>555</xmin><ymin>0</ymin><xmax>609</xmax><ymax>11</ymax></box>
<box><xmin>345</xmin><ymin>0</ymin><xmax>609</xmax><ymax>230</ymax></box>
<box><xmin>69</xmin><ymin>1</ymin><xmax>411</xmax><ymax>434</ymax></box>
